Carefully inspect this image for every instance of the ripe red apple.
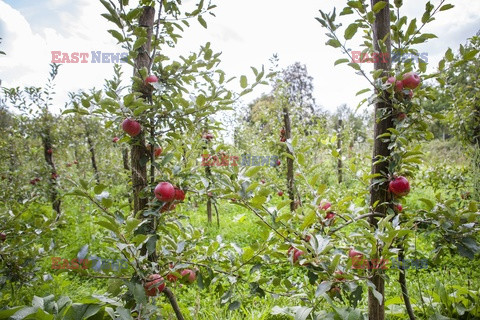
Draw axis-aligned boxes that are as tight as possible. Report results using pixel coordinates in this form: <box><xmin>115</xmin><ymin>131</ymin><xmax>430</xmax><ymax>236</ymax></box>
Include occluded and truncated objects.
<box><xmin>122</xmin><ymin>118</ymin><xmax>141</xmax><ymax>137</ymax></box>
<box><xmin>166</xmin><ymin>273</ymin><xmax>178</xmax><ymax>282</ymax></box>
<box><xmin>397</xmin><ymin>112</ymin><xmax>407</xmax><ymax>121</ymax></box>
<box><xmin>154</xmin><ymin>147</ymin><xmax>162</xmax><ymax>158</ymax></box>
<box><xmin>47</xmin><ymin>148</ymin><xmax>53</xmax><ymax>154</ymax></box>
<box><xmin>293</xmin><ymin>249</ymin><xmax>304</xmax><ymax>264</ymax></box>
<box><xmin>30</xmin><ymin>179</ymin><xmax>37</xmax><ymax>185</ymax></box>
<box><xmin>402</xmin><ymin>72</ymin><xmax>421</xmax><ymax>89</ymax></box>
<box><xmin>202</xmin><ymin>132</ymin><xmax>214</xmax><ymax>140</ymax></box>
<box><xmin>277</xmin><ymin>191</ymin><xmax>284</xmax><ymax>196</ymax></box>
<box><xmin>276</xmin><ymin>160</ymin><xmax>281</xmax><ymax>166</ymax></box>
<box><xmin>74</xmin><ymin>160</ymin><xmax>79</xmax><ymax>165</ymax></box>
<box><xmin>145</xmin><ymin>75</ymin><xmax>158</xmax><ymax>84</ymax></box>
<box><xmin>144</xmin><ymin>274</ymin><xmax>165</xmax><ymax>296</ymax></box>
<box><xmin>154</xmin><ymin>182</ymin><xmax>175</xmax><ymax>201</ymax></box>
<box><xmin>280</xmin><ymin>128</ymin><xmax>285</xmax><ymax>135</ymax></box>
<box><xmin>348</xmin><ymin>248</ymin><xmax>363</xmax><ymax>259</ymax></box>
<box><xmin>51</xmin><ymin>173</ymin><xmax>59</xmax><ymax>180</ymax></box>
<box><xmin>261</xmin><ymin>179</ymin><xmax>265</xmax><ymax>184</ymax></box>
<box><xmin>389</xmin><ymin>176</ymin><xmax>410</xmax><ymax>197</ymax></box>
<box><xmin>280</xmin><ymin>137</ymin><xmax>286</xmax><ymax>142</ymax></box>
<box><xmin>387</xmin><ymin>76</ymin><xmax>404</xmax><ymax>92</ymax></box>
<box><xmin>325</xmin><ymin>211</ymin><xmax>335</xmax><ymax>220</ymax></box>
<box><xmin>180</xmin><ymin>269</ymin><xmax>196</xmax><ymax>283</ymax></box>
<box><xmin>319</xmin><ymin>201</ymin><xmax>331</xmax><ymax>211</ymax></box>
<box><xmin>112</xmin><ymin>137</ymin><xmax>119</xmax><ymax>143</ymax></box>
<box><xmin>0</xmin><ymin>232</ymin><xmax>6</xmax><ymax>242</ymax></box>
<box><xmin>395</xmin><ymin>203</ymin><xmax>403</xmax><ymax>212</ymax></box>
<box><xmin>304</xmin><ymin>235</ymin><xmax>312</xmax><ymax>242</ymax></box>
<box><xmin>174</xmin><ymin>188</ymin><xmax>185</xmax><ymax>201</ymax></box>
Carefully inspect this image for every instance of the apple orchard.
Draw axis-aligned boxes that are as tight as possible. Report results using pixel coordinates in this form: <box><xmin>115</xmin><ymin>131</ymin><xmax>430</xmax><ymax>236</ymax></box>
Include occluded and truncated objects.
<box><xmin>0</xmin><ymin>1</ymin><xmax>480</xmax><ymax>320</ymax></box>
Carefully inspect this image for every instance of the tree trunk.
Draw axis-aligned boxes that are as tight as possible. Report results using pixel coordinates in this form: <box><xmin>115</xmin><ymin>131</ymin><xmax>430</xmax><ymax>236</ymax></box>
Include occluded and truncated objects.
<box><xmin>42</xmin><ymin>132</ymin><xmax>61</xmax><ymax>219</ymax></box>
<box><xmin>336</xmin><ymin>118</ymin><xmax>343</xmax><ymax>184</ymax></box>
<box><xmin>85</xmin><ymin>128</ymin><xmax>100</xmax><ymax>184</ymax></box>
<box><xmin>368</xmin><ymin>1</ymin><xmax>392</xmax><ymax>319</ymax></box>
<box><xmin>282</xmin><ymin>105</ymin><xmax>295</xmax><ymax>211</ymax></box>
<box><xmin>398</xmin><ymin>249</ymin><xmax>416</xmax><ymax>320</ymax></box>
<box><xmin>207</xmin><ymin>197</ymin><xmax>212</xmax><ymax>224</ymax></box>
<box><xmin>122</xmin><ymin>147</ymin><xmax>130</xmax><ymax>171</ymax></box>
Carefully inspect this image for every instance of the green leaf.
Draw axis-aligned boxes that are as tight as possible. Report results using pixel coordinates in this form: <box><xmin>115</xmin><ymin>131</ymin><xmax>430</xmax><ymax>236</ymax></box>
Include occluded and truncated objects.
<box><xmin>94</xmin><ymin>184</ymin><xmax>107</xmax><ymax>195</ymax></box>
<box><xmin>344</xmin><ymin>23</ymin><xmax>358</xmax><ymax>40</ymax></box>
<box><xmin>96</xmin><ymin>220</ymin><xmax>119</xmax><ymax>233</ymax></box>
<box><xmin>406</xmin><ymin>18</ymin><xmax>417</xmax><ymax>38</ymax></box>
<box><xmin>196</xmin><ymin>94</ymin><xmax>206</xmax><ymax>107</ymax></box>
<box><xmin>464</xmin><ymin>49</ymin><xmax>479</xmax><ymax>60</ymax></box>
<box><xmin>439</xmin><ymin>4</ymin><xmax>454</xmax><ymax>11</ymax></box>
<box><xmin>418</xmin><ymin>198</ymin><xmax>434</xmax><ymax>210</ymax></box>
<box><xmin>245</xmin><ymin>166</ymin><xmax>261</xmax><ymax>177</ymax></box>
<box><xmin>334</xmin><ymin>58</ymin><xmax>350</xmax><ymax>66</ymax></box>
<box><xmin>356</xmin><ymin>88</ymin><xmax>370</xmax><ymax>96</ymax></box>
<box><xmin>445</xmin><ymin>48</ymin><xmax>454</xmax><ymax>61</ymax></box>
<box><xmin>294</xmin><ymin>307</ymin><xmax>313</xmax><ymax>320</ymax></box>
<box><xmin>301</xmin><ymin>211</ymin><xmax>317</xmax><ymax>230</ymax></box>
<box><xmin>372</xmin><ymin>1</ymin><xmax>387</xmax><ymax>13</ymax></box>
<box><xmin>198</xmin><ymin>15</ymin><xmax>207</xmax><ymax>28</ymax></box>
<box><xmin>107</xmin><ymin>30</ymin><xmax>124</xmax><ymax>43</ymax></box>
<box><xmin>326</xmin><ymin>39</ymin><xmax>341</xmax><ymax>48</ymax></box>
<box><xmin>348</xmin><ymin>62</ymin><xmax>361</xmax><ymax>71</ymax></box>
<box><xmin>133</xmin><ymin>37</ymin><xmax>147</xmax><ymax>51</ymax></box>
<box><xmin>315</xmin><ymin>281</ymin><xmax>332</xmax><ymax>297</ymax></box>
<box><xmin>240</xmin><ymin>75</ymin><xmax>248</xmax><ymax>89</ymax></box>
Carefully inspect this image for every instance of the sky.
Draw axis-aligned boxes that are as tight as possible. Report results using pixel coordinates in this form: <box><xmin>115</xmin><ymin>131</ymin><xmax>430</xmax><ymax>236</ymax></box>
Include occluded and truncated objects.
<box><xmin>0</xmin><ymin>0</ymin><xmax>479</xmax><ymax>114</ymax></box>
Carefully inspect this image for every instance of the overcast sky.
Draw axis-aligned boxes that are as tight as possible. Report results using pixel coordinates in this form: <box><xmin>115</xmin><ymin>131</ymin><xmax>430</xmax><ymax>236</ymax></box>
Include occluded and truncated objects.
<box><xmin>0</xmin><ymin>0</ymin><xmax>479</xmax><ymax>114</ymax></box>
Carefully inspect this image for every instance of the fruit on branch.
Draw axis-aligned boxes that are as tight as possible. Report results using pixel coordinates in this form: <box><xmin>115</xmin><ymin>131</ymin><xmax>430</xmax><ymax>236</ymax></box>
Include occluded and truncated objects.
<box><xmin>73</xmin><ymin>160</ymin><xmax>79</xmax><ymax>165</ymax></box>
<box><xmin>154</xmin><ymin>182</ymin><xmax>175</xmax><ymax>201</ymax></box>
<box><xmin>304</xmin><ymin>234</ymin><xmax>312</xmax><ymax>242</ymax></box>
<box><xmin>202</xmin><ymin>132</ymin><xmax>214</xmax><ymax>140</ymax></box>
<box><xmin>389</xmin><ymin>176</ymin><xmax>410</xmax><ymax>197</ymax></box>
<box><xmin>154</xmin><ymin>147</ymin><xmax>162</xmax><ymax>158</ymax></box>
<box><xmin>180</xmin><ymin>269</ymin><xmax>196</xmax><ymax>284</ymax></box>
<box><xmin>261</xmin><ymin>179</ymin><xmax>265</xmax><ymax>184</ymax></box>
<box><xmin>396</xmin><ymin>112</ymin><xmax>407</xmax><ymax>121</ymax></box>
<box><xmin>51</xmin><ymin>173</ymin><xmax>59</xmax><ymax>180</ymax></box>
<box><xmin>280</xmin><ymin>137</ymin><xmax>286</xmax><ymax>142</ymax></box>
<box><xmin>288</xmin><ymin>246</ymin><xmax>305</xmax><ymax>264</ymax></box>
<box><xmin>166</xmin><ymin>273</ymin><xmax>178</xmax><ymax>282</ymax></box>
<box><xmin>174</xmin><ymin>188</ymin><xmax>185</xmax><ymax>201</ymax></box>
<box><xmin>122</xmin><ymin>118</ymin><xmax>141</xmax><ymax>137</ymax></box>
<box><xmin>394</xmin><ymin>203</ymin><xmax>403</xmax><ymax>212</ymax></box>
<box><xmin>402</xmin><ymin>72</ymin><xmax>421</xmax><ymax>89</ymax></box>
<box><xmin>277</xmin><ymin>191</ymin><xmax>284</xmax><ymax>196</ymax></box>
<box><xmin>280</xmin><ymin>128</ymin><xmax>285</xmax><ymax>135</ymax></box>
<box><xmin>276</xmin><ymin>160</ymin><xmax>281</xmax><ymax>166</ymax></box>
<box><xmin>144</xmin><ymin>274</ymin><xmax>165</xmax><ymax>296</ymax></box>
<box><xmin>348</xmin><ymin>248</ymin><xmax>363</xmax><ymax>259</ymax></box>
<box><xmin>319</xmin><ymin>201</ymin><xmax>331</xmax><ymax>211</ymax></box>
<box><xmin>387</xmin><ymin>76</ymin><xmax>404</xmax><ymax>92</ymax></box>
<box><xmin>112</xmin><ymin>137</ymin><xmax>119</xmax><ymax>143</ymax></box>
<box><xmin>145</xmin><ymin>74</ymin><xmax>158</xmax><ymax>84</ymax></box>
<box><xmin>325</xmin><ymin>211</ymin><xmax>335</xmax><ymax>220</ymax></box>
<box><xmin>47</xmin><ymin>148</ymin><xmax>53</xmax><ymax>154</ymax></box>
<box><xmin>0</xmin><ymin>232</ymin><xmax>6</xmax><ymax>242</ymax></box>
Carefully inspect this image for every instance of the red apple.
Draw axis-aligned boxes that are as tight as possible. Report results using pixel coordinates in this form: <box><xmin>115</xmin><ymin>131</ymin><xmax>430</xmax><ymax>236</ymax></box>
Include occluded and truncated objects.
<box><xmin>30</xmin><ymin>179</ymin><xmax>37</xmax><ymax>185</ymax></box>
<box><xmin>122</xmin><ymin>118</ymin><xmax>141</xmax><ymax>137</ymax></box>
<box><xmin>280</xmin><ymin>128</ymin><xmax>285</xmax><ymax>135</ymax></box>
<box><xmin>304</xmin><ymin>235</ymin><xmax>312</xmax><ymax>242</ymax></box>
<box><xmin>47</xmin><ymin>148</ymin><xmax>53</xmax><ymax>154</ymax></box>
<box><xmin>112</xmin><ymin>137</ymin><xmax>119</xmax><ymax>143</ymax></box>
<box><xmin>325</xmin><ymin>212</ymin><xmax>335</xmax><ymax>220</ymax></box>
<box><xmin>397</xmin><ymin>112</ymin><xmax>407</xmax><ymax>121</ymax></box>
<box><xmin>73</xmin><ymin>160</ymin><xmax>79</xmax><ymax>165</ymax></box>
<box><xmin>166</xmin><ymin>273</ymin><xmax>178</xmax><ymax>282</ymax></box>
<box><xmin>203</xmin><ymin>132</ymin><xmax>214</xmax><ymax>140</ymax></box>
<box><xmin>276</xmin><ymin>160</ymin><xmax>281</xmax><ymax>166</ymax></box>
<box><xmin>319</xmin><ymin>201</ymin><xmax>331</xmax><ymax>211</ymax></box>
<box><xmin>51</xmin><ymin>173</ymin><xmax>59</xmax><ymax>180</ymax></box>
<box><xmin>261</xmin><ymin>179</ymin><xmax>265</xmax><ymax>184</ymax></box>
<box><xmin>402</xmin><ymin>72</ymin><xmax>421</xmax><ymax>89</ymax></box>
<box><xmin>387</xmin><ymin>76</ymin><xmax>404</xmax><ymax>92</ymax></box>
<box><xmin>293</xmin><ymin>249</ymin><xmax>304</xmax><ymax>264</ymax></box>
<box><xmin>395</xmin><ymin>203</ymin><xmax>403</xmax><ymax>212</ymax></box>
<box><xmin>144</xmin><ymin>274</ymin><xmax>165</xmax><ymax>296</ymax></box>
<box><xmin>174</xmin><ymin>188</ymin><xmax>185</xmax><ymax>201</ymax></box>
<box><xmin>180</xmin><ymin>269</ymin><xmax>196</xmax><ymax>283</ymax></box>
<box><xmin>154</xmin><ymin>182</ymin><xmax>175</xmax><ymax>201</ymax></box>
<box><xmin>280</xmin><ymin>137</ymin><xmax>286</xmax><ymax>142</ymax></box>
<box><xmin>348</xmin><ymin>248</ymin><xmax>363</xmax><ymax>258</ymax></box>
<box><xmin>0</xmin><ymin>232</ymin><xmax>6</xmax><ymax>242</ymax></box>
<box><xmin>145</xmin><ymin>75</ymin><xmax>158</xmax><ymax>84</ymax></box>
<box><xmin>277</xmin><ymin>191</ymin><xmax>284</xmax><ymax>196</ymax></box>
<box><xmin>389</xmin><ymin>176</ymin><xmax>410</xmax><ymax>197</ymax></box>
<box><xmin>154</xmin><ymin>147</ymin><xmax>162</xmax><ymax>158</ymax></box>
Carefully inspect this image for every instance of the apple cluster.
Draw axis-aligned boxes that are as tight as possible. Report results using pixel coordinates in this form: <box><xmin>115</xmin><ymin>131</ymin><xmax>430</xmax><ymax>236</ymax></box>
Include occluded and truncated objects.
<box><xmin>154</xmin><ymin>182</ymin><xmax>185</xmax><ymax>213</ymax></box>
<box><xmin>144</xmin><ymin>266</ymin><xmax>197</xmax><ymax>297</ymax></box>
<box><xmin>279</xmin><ymin>127</ymin><xmax>286</xmax><ymax>142</ymax></box>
